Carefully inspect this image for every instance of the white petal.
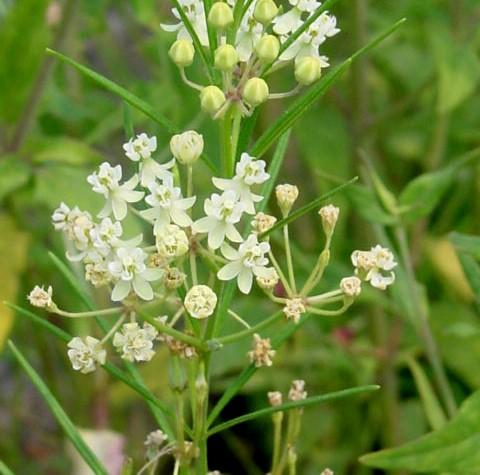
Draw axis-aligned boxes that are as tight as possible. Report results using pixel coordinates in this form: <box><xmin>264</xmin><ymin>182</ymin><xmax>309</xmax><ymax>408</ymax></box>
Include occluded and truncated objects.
<box><xmin>171</xmin><ymin>208</ymin><xmax>192</xmax><ymax>227</ymax></box>
<box><xmin>111</xmin><ymin>280</ymin><xmax>131</xmax><ymax>302</ymax></box>
<box><xmin>112</xmin><ymin>197</ymin><xmax>128</xmax><ymax>221</ymax></box>
<box><xmin>192</xmin><ymin>216</ymin><xmax>215</xmax><ymax>233</ymax></box>
<box><xmin>225</xmin><ymin>224</ymin><xmax>243</xmax><ymax>243</ymax></box>
<box><xmin>217</xmin><ymin>261</ymin><xmax>242</xmax><ymax>281</ymax></box>
<box><xmin>208</xmin><ymin>223</ymin><xmax>227</xmax><ymax>250</ymax></box>
<box><xmin>133</xmin><ymin>276</ymin><xmax>154</xmax><ymax>300</ymax></box>
<box><xmin>220</xmin><ymin>243</ymin><xmax>240</xmax><ymax>260</ymax></box>
<box><xmin>237</xmin><ymin>268</ymin><xmax>253</xmax><ymax>294</ymax></box>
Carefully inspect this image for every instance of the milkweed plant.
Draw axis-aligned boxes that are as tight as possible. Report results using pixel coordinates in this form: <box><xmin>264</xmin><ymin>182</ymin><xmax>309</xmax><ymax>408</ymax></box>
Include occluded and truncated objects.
<box><xmin>23</xmin><ymin>0</ymin><xmax>403</xmax><ymax>473</ymax></box>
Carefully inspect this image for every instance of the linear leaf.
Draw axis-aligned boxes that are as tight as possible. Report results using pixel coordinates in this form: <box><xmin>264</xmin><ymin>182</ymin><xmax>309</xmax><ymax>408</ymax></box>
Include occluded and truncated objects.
<box><xmin>251</xmin><ymin>18</ymin><xmax>406</xmax><ymax>158</ymax></box>
<box><xmin>208</xmin><ymin>385</ymin><xmax>380</xmax><ymax>436</ymax></box>
<box><xmin>449</xmin><ymin>232</ymin><xmax>480</xmax><ymax>260</ymax></box>
<box><xmin>0</xmin><ymin>460</ymin><xmax>15</xmax><ymax>475</ymax></box>
<box><xmin>260</xmin><ymin>177</ymin><xmax>358</xmax><ymax>238</ymax></box>
<box><xmin>8</xmin><ymin>341</ymin><xmax>108</xmax><ymax>475</ymax></box>
<box><xmin>122</xmin><ymin>102</ymin><xmax>134</xmax><ymax>139</ymax></box>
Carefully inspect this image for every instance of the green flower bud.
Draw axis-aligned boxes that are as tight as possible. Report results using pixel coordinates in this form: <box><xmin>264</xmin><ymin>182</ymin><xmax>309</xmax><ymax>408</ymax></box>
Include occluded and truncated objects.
<box><xmin>295</xmin><ymin>56</ymin><xmax>322</xmax><ymax>85</ymax></box>
<box><xmin>200</xmin><ymin>85</ymin><xmax>226</xmax><ymax>115</ymax></box>
<box><xmin>168</xmin><ymin>39</ymin><xmax>195</xmax><ymax>68</ymax></box>
<box><xmin>208</xmin><ymin>2</ymin><xmax>233</xmax><ymax>29</ymax></box>
<box><xmin>243</xmin><ymin>78</ymin><xmax>269</xmax><ymax>107</ymax></box>
<box><xmin>254</xmin><ymin>0</ymin><xmax>279</xmax><ymax>24</ymax></box>
<box><xmin>255</xmin><ymin>34</ymin><xmax>280</xmax><ymax>63</ymax></box>
<box><xmin>214</xmin><ymin>44</ymin><xmax>238</xmax><ymax>71</ymax></box>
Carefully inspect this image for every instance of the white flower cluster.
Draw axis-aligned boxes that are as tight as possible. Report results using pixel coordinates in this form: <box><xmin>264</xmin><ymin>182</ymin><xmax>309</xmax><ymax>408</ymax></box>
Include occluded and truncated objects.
<box><xmin>351</xmin><ymin>245</ymin><xmax>397</xmax><ymax>290</ymax></box>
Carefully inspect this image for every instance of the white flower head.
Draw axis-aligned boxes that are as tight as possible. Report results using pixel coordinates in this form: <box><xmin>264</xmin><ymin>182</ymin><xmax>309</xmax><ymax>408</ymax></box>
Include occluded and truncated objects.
<box><xmin>28</xmin><ymin>285</ymin><xmax>54</xmax><ymax>309</ymax></box>
<box><xmin>251</xmin><ymin>212</ymin><xmax>277</xmax><ymax>235</ymax></box>
<box><xmin>192</xmin><ymin>190</ymin><xmax>244</xmax><ymax>249</ymax></box>
<box><xmin>144</xmin><ymin>429</ymin><xmax>168</xmax><ymax>449</ymax></box>
<box><xmin>184</xmin><ymin>285</ymin><xmax>218</xmax><ymax>319</ymax></box>
<box><xmin>113</xmin><ymin>322</ymin><xmax>158</xmax><ymax>362</ymax></box>
<box><xmin>212</xmin><ymin>153</ymin><xmax>269</xmax><ymax>214</ymax></box>
<box><xmin>340</xmin><ymin>276</ymin><xmax>362</xmax><ymax>297</ymax></box>
<box><xmin>156</xmin><ymin>224</ymin><xmax>190</xmax><ymax>258</ymax></box>
<box><xmin>108</xmin><ymin>247</ymin><xmax>163</xmax><ymax>301</ymax></box>
<box><xmin>235</xmin><ymin>3</ymin><xmax>264</xmax><ymax>62</ymax></box>
<box><xmin>85</xmin><ymin>258</ymin><xmax>112</xmax><ymax>288</ymax></box>
<box><xmin>248</xmin><ymin>333</ymin><xmax>275</xmax><ymax>368</ymax></box>
<box><xmin>142</xmin><ymin>176</ymin><xmax>196</xmax><ymax>234</ymax></box>
<box><xmin>319</xmin><ymin>204</ymin><xmax>339</xmax><ymax>237</ymax></box>
<box><xmin>288</xmin><ymin>379</ymin><xmax>307</xmax><ymax>401</ymax></box>
<box><xmin>67</xmin><ymin>336</ymin><xmax>106</xmax><ymax>374</ymax></box>
<box><xmin>217</xmin><ymin>234</ymin><xmax>272</xmax><ymax>294</ymax></box>
<box><xmin>283</xmin><ymin>298</ymin><xmax>306</xmax><ymax>323</ymax></box>
<box><xmin>273</xmin><ymin>0</ymin><xmax>320</xmax><ymax>36</ymax></box>
<box><xmin>170</xmin><ymin>130</ymin><xmax>204</xmax><ymax>165</ymax></box>
<box><xmin>351</xmin><ymin>245</ymin><xmax>397</xmax><ymax>290</ymax></box>
<box><xmin>276</xmin><ymin>183</ymin><xmax>299</xmax><ymax>215</ymax></box>
<box><xmin>123</xmin><ymin>133</ymin><xmax>157</xmax><ymax>161</ymax></box>
<box><xmin>256</xmin><ymin>267</ymin><xmax>279</xmax><ymax>290</ymax></box>
<box><xmin>87</xmin><ymin>162</ymin><xmax>144</xmax><ymax>221</ymax></box>
<box><xmin>90</xmin><ymin>217</ymin><xmax>123</xmax><ymax>256</ymax></box>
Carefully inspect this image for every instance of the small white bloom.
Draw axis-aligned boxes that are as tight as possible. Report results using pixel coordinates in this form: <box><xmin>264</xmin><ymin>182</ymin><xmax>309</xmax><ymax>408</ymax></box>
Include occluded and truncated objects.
<box><xmin>351</xmin><ymin>245</ymin><xmax>397</xmax><ymax>290</ymax></box>
<box><xmin>288</xmin><ymin>379</ymin><xmax>307</xmax><ymax>401</ymax></box>
<box><xmin>142</xmin><ymin>176</ymin><xmax>196</xmax><ymax>234</ymax></box>
<box><xmin>251</xmin><ymin>212</ymin><xmax>277</xmax><ymax>235</ymax></box>
<box><xmin>67</xmin><ymin>336</ymin><xmax>106</xmax><ymax>374</ymax></box>
<box><xmin>170</xmin><ymin>130</ymin><xmax>204</xmax><ymax>165</ymax></box>
<box><xmin>87</xmin><ymin>163</ymin><xmax>144</xmax><ymax>221</ymax></box>
<box><xmin>156</xmin><ymin>224</ymin><xmax>190</xmax><ymax>258</ymax></box>
<box><xmin>256</xmin><ymin>267</ymin><xmax>279</xmax><ymax>290</ymax></box>
<box><xmin>85</xmin><ymin>257</ymin><xmax>112</xmax><ymax>288</ymax></box>
<box><xmin>123</xmin><ymin>133</ymin><xmax>157</xmax><ymax>161</ymax></box>
<box><xmin>192</xmin><ymin>190</ymin><xmax>244</xmax><ymax>249</ymax></box>
<box><xmin>113</xmin><ymin>322</ymin><xmax>158</xmax><ymax>362</ymax></box>
<box><xmin>90</xmin><ymin>218</ymin><xmax>123</xmax><ymax>256</ymax></box>
<box><xmin>235</xmin><ymin>4</ymin><xmax>263</xmax><ymax>62</ymax></box>
<box><xmin>319</xmin><ymin>204</ymin><xmax>339</xmax><ymax>236</ymax></box>
<box><xmin>340</xmin><ymin>276</ymin><xmax>362</xmax><ymax>297</ymax></box>
<box><xmin>217</xmin><ymin>234</ymin><xmax>272</xmax><ymax>294</ymax></box>
<box><xmin>275</xmin><ymin>183</ymin><xmax>299</xmax><ymax>215</ymax></box>
<box><xmin>144</xmin><ymin>429</ymin><xmax>167</xmax><ymax>449</ymax></box>
<box><xmin>283</xmin><ymin>298</ymin><xmax>306</xmax><ymax>323</ymax></box>
<box><xmin>248</xmin><ymin>333</ymin><xmax>275</xmax><ymax>368</ymax></box>
<box><xmin>273</xmin><ymin>0</ymin><xmax>320</xmax><ymax>36</ymax></box>
<box><xmin>184</xmin><ymin>285</ymin><xmax>218</xmax><ymax>319</ymax></box>
<box><xmin>108</xmin><ymin>247</ymin><xmax>163</xmax><ymax>301</ymax></box>
<box><xmin>28</xmin><ymin>285</ymin><xmax>53</xmax><ymax>309</ymax></box>
<box><xmin>268</xmin><ymin>391</ymin><xmax>283</xmax><ymax>406</ymax></box>
<box><xmin>212</xmin><ymin>153</ymin><xmax>269</xmax><ymax>214</ymax></box>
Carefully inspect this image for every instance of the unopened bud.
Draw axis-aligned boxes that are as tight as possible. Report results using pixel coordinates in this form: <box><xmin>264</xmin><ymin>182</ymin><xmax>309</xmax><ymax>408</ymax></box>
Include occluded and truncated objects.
<box><xmin>208</xmin><ymin>2</ymin><xmax>233</xmax><ymax>29</ymax></box>
<box><xmin>165</xmin><ymin>267</ymin><xmax>186</xmax><ymax>289</ymax></box>
<box><xmin>256</xmin><ymin>268</ymin><xmax>279</xmax><ymax>291</ymax></box>
<box><xmin>319</xmin><ymin>204</ymin><xmax>339</xmax><ymax>238</ymax></box>
<box><xmin>340</xmin><ymin>276</ymin><xmax>362</xmax><ymax>298</ymax></box>
<box><xmin>214</xmin><ymin>44</ymin><xmax>238</xmax><ymax>71</ymax></box>
<box><xmin>254</xmin><ymin>0</ymin><xmax>278</xmax><ymax>24</ymax></box>
<box><xmin>243</xmin><ymin>77</ymin><xmax>269</xmax><ymax>107</ymax></box>
<box><xmin>275</xmin><ymin>183</ymin><xmax>298</xmax><ymax>216</ymax></box>
<box><xmin>295</xmin><ymin>56</ymin><xmax>322</xmax><ymax>85</ymax></box>
<box><xmin>255</xmin><ymin>34</ymin><xmax>280</xmax><ymax>63</ymax></box>
<box><xmin>268</xmin><ymin>391</ymin><xmax>283</xmax><ymax>406</ymax></box>
<box><xmin>251</xmin><ymin>212</ymin><xmax>277</xmax><ymax>234</ymax></box>
<box><xmin>170</xmin><ymin>130</ymin><xmax>204</xmax><ymax>165</ymax></box>
<box><xmin>169</xmin><ymin>39</ymin><xmax>195</xmax><ymax>67</ymax></box>
<box><xmin>200</xmin><ymin>85</ymin><xmax>226</xmax><ymax>115</ymax></box>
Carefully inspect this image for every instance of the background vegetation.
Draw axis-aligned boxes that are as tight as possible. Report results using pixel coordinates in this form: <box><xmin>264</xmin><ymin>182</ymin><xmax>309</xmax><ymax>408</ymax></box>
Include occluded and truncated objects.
<box><xmin>1</xmin><ymin>0</ymin><xmax>480</xmax><ymax>473</ymax></box>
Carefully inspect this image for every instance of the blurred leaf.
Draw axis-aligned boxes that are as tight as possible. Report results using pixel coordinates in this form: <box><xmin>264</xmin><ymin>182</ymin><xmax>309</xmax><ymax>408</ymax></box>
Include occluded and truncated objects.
<box><xmin>450</xmin><ymin>232</ymin><xmax>480</xmax><ymax>260</ymax></box>
<box><xmin>360</xmin><ymin>390</ymin><xmax>480</xmax><ymax>473</ymax></box>
<box><xmin>457</xmin><ymin>254</ymin><xmax>480</xmax><ymax>303</ymax></box>
<box><xmin>31</xmin><ymin>138</ymin><xmax>105</xmax><ymax>165</ymax></box>
<box><xmin>8</xmin><ymin>341</ymin><xmax>108</xmax><ymax>475</ymax></box>
<box><xmin>0</xmin><ymin>155</ymin><xmax>31</xmax><ymax>202</ymax></box>
<box><xmin>0</xmin><ymin>215</ymin><xmax>29</xmax><ymax>349</ymax></box>
<box><xmin>0</xmin><ymin>460</ymin><xmax>15</xmax><ymax>475</ymax></box>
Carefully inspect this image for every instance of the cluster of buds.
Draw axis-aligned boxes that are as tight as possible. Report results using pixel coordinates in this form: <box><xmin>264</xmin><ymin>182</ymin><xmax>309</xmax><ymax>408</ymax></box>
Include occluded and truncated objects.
<box><xmin>163</xmin><ymin>0</ymin><xmax>340</xmax><ymax>118</ymax></box>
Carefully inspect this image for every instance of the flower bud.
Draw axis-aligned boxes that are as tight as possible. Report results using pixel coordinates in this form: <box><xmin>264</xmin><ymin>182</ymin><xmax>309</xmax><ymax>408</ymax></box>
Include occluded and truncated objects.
<box><xmin>184</xmin><ymin>285</ymin><xmax>218</xmax><ymax>319</ymax></box>
<box><xmin>275</xmin><ymin>183</ymin><xmax>299</xmax><ymax>216</ymax></box>
<box><xmin>200</xmin><ymin>85</ymin><xmax>226</xmax><ymax>115</ymax></box>
<box><xmin>254</xmin><ymin>0</ymin><xmax>279</xmax><ymax>24</ymax></box>
<box><xmin>251</xmin><ymin>212</ymin><xmax>277</xmax><ymax>235</ymax></box>
<box><xmin>295</xmin><ymin>56</ymin><xmax>322</xmax><ymax>85</ymax></box>
<box><xmin>340</xmin><ymin>276</ymin><xmax>362</xmax><ymax>298</ymax></box>
<box><xmin>156</xmin><ymin>224</ymin><xmax>189</xmax><ymax>258</ymax></box>
<box><xmin>256</xmin><ymin>268</ymin><xmax>279</xmax><ymax>291</ymax></box>
<box><xmin>165</xmin><ymin>267</ymin><xmax>186</xmax><ymax>289</ymax></box>
<box><xmin>208</xmin><ymin>2</ymin><xmax>233</xmax><ymax>29</ymax></box>
<box><xmin>28</xmin><ymin>285</ymin><xmax>54</xmax><ymax>309</ymax></box>
<box><xmin>268</xmin><ymin>391</ymin><xmax>283</xmax><ymax>406</ymax></box>
<box><xmin>255</xmin><ymin>34</ymin><xmax>280</xmax><ymax>63</ymax></box>
<box><xmin>169</xmin><ymin>39</ymin><xmax>195</xmax><ymax>68</ymax></box>
<box><xmin>319</xmin><ymin>204</ymin><xmax>339</xmax><ymax>238</ymax></box>
<box><xmin>214</xmin><ymin>44</ymin><xmax>238</xmax><ymax>71</ymax></box>
<box><xmin>243</xmin><ymin>77</ymin><xmax>269</xmax><ymax>107</ymax></box>
<box><xmin>170</xmin><ymin>130</ymin><xmax>204</xmax><ymax>165</ymax></box>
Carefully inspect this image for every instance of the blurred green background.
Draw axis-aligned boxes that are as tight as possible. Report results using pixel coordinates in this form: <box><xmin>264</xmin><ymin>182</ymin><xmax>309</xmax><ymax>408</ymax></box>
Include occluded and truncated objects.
<box><xmin>1</xmin><ymin>0</ymin><xmax>480</xmax><ymax>473</ymax></box>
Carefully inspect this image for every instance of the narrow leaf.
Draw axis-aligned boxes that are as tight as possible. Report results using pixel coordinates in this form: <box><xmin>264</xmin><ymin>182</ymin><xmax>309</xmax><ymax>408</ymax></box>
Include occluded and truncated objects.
<box><xmin>123</xmin><ymin>102</ymin><xmax>134</xmax><ymax>140</ymax></box>
<box><xmin>208</xmin><ymin>385</ymin><xmax>380</xmax><ymax>436</ymax></box>
<box><xmin>0</xmin><ymin>460</ymin><xmax>15</xmax><ymax>475</ymax></box>
<box><xmin>457</xmin><ymin>253</ymin><xmax>480</xmax><ymax>302</ymax></box>
<box><xmin>450</xmin><ymin>232</ymin><xmax>480</xmax><ymax>260</ymax></box>
<box><xmin>8</xmin><ymin>341</ymin><xmax>108</xmax><ymax>475</ymax></box>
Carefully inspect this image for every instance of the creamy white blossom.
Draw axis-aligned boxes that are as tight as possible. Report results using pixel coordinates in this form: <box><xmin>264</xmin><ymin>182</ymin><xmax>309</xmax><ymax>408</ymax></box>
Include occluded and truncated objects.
<box><xmin>218</xmin><ymin>234</ymin><xmax>272</xmax><ymax>294</ymax></box>
<box><xmin>283</xmin><ymin>298</ymin><xmax>306</xmax><ymax>323</ymax></box>
<box><xmin>212</xmin><ymin>153</ymin><xmax>269</xmax><ymax>214</ymax></box>
<box><xmin>170</xmin><ymin>130</ymin><xmax>204</xmax><ymax>165</ymax></box>
<box><xmin>156</xmin><ymin>224</ymin><xmax>189</xmax><ymax>258</ymax></box>
<box><xmin>340</xmin><ymin>276</ymin><xmax>362</xmax><ymax>297</ymax></box>
<box><xmin>113</xmin><ymin>322</ymin><xmax>158</xmax><ymax>362</ymax></box>
<box><xmin>108</xmin><ymin>247</ymin><xmax>163</xmax><ymax>301</ymax></box>
<box><xmin>351</xmin><ymin>245</ymin><xmax>397</xmax><ymax>290</ymax></box>
<box><xmin>251</xmin><ymin>212</ymin><xmax>277</xmax><ymax>235</ymax></box>
<box><xmin>67</xmin><ymin>336</ymin><xmax>106</xmax><ymax>374</ymax></box>
<box><xmin>192</xmin><ymin>190</ymin><xmax>244</xmax><ymax>249</ymax></box>
<box><xmin>28</xmin><ymin>285</ymin><xmax>54</xmax><ymax>309</ymax></box>
<box><xmin>87</xmin><ymin>163</ymin><xmax>144</xmax><ymax>221</ymax></box>
<box><xmin>144</xmin><ymin>429</ymin><xmax>167</xmax><ymax>449</ymax></box>
<box><xmin>288</xmin><ymin>379</ymin><xmax>307</xmax><ymax>401</ymax></box>
<box><xmin>142</xmin><ymin>176</ymin><xmax>196</xmax><ymax>234</ymax></box>
<box><xmin>184</xmin><ymin>285</ymin><xmax>218</xmax><ymax>319</ymax></box>
<box><xmin>248</xmin><ymin>333</ymin><xmax>276</xmax><ymax>367</ymax></box>
<box><xmin>256</xmin><ymin>267</ymin><xmax>279</xmax><ymax>290</ymax></box>
<box><xmin>273</xmin><ymin>0</ymin><xmax>320</xmax><ymax>36</ymax></box>
<box><xmin>235</xmin><ymin>3</ymin><xmax>264</xmax><ymax>61</ymax></box>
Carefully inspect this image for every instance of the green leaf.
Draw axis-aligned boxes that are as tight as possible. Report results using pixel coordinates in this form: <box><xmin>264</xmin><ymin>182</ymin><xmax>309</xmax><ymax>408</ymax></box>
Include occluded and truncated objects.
<box><xmin>31</xmin><ymin>138</ymin><xmax>104</xmax><ymax>166</ymax></box>
<box><xmin>345</xmin><ymin>184</ymin><xmax>397</xmax><ymax>225</ymax></box>
<box><xmin>251</xmin><ymin>18</ymin><xmax>406</xmax><ymax>158</ymax></box>
<box><xmin>8</xmin><ymin>341</ymin><xmax>108</xmax><ymax>475</ymax></box>
<box><xmin>260</xmin><ymin>177</ymin><xmax>358</xmax><ymax>238</ymax></box>
<box><xmin>457</xmin><ymin>253</ymin><xmax>480</xmax><ymax>302</ymax></box>
<box><xmin>0</xmin><ymin>155</ymin><xmax>31</xmax><ymax>202</ymax></box>
<box><xmin>0</xmin><ymin>460</ymin><xmax>15</xmax><ymax>475</ymax></box>
<box><xmin>399</xmin><ymin>146</ymin><xmax>480</xmax><ymax>222</ymax></box>
<box><xmin>208</xmin><ymin>385</ymin><xmax>380</xmax><ymax>436</ymax></box>
<box><xmin>450</xmin><ymin>232</ymin><xmax>480</xmax><ymax>260</ymax></box>
<box><xmin>123</xmin><ymin>102</ymin><xmax>134</xmax><ymax>140</ymax></box>
<box><xmin>360</xmin><ymin>390</ymin><xmax>480</xmax><ymax>473</ymax></box>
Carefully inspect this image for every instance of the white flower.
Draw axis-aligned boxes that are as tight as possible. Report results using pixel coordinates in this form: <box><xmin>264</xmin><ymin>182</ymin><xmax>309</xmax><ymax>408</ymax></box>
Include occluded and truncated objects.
<box><xmin>85</xmin><ymin>257</ymin><xmax>112</xmax><ymax>288</ymax></box>
<box><xmin>319</xmin><ymin>204</ymin><xmax>339</xmax><ymax>236</ymax></box>
<box><xmin>256</xmin><ymin>267</ymin><xmax>279</xmax><ymax>290</ymax></box>
<box><xmin>108</xmin><ymin>247</ymin><xmax>163</xmax><ymax>301</ymax></box>
<box><xmin>235</xmin><ymin>4</ymin><xmax>263</xmax><ymax>62</ymax></box>
<box><xmin>340</xmin><ymin>276</ymin><xmax>362</xmax><ymax>297</ymax></box>
<box><xmin>161</xmin><ymin>0</ymin><xmax>209</xmax><ymax>47</ymax></box>
<box><xmin>276</xmin><ymin>183</ymin><xmax>299</xmax><ymax>215</ymax></box>
<box><xmin>351</xmin><ymin>245</ymin><xmax>397</xmax><ymax>290</ymax></box>
<box><xmin>268</xmin><ymin>391</ymin><xmax>283</xmax><ymax>406</ymax></box>
<box><xmin>170</xmin><ymin>130</ymin><xmax>204</xmax><ymax>165</ymax></box>
<box><xmin>113</xmin><ymin>322</ymin><xmax>158</xmax><ymax>362</ymax></box>
<box><xmin>283</xmin><ymin>298</ymin><xmax>306</xmax><ymax>323</ymax></box>
<box><xmin>67</xmin><ymin>336</ymin><xmax>106</xmax><ymax>374</ymax></box>
<box><xmin>144</xmin><ymin>429</ymin><xmax>167</xmax><ymax>449</ymax></box>
<box><xmin>28</xmin><ymin>285</ymin><xmax>53</xmax><ymax>309</ymax></box>
<box><xmin>273</xmin><ymin>0</ymin><xmax>320</xmax><ymax>36</ymax></box>
<box><xmin>251</xmin><ymin>212</ymin><xmax>277</xmax><ymax>234</ymax></box>
<box><xmin>87</xmin><ymin>163</ymin><xmax>144</xmax><ymax>221</ymax></box>
<box><xmin>90</xmin><ymin>218</ymin><xmax>123</xmax><ymax>256</ymax></box>
<box><xmin>142</xmin><ymin>176</ymin><xmax>196</xmax><ymax>234</ymax></box>
<box><xmin>217</xmin><ymin>234</ymin><xmax>272</xmax><ymax>294</ymax></box>
<box><xmin>156</xmin><ymin>224</ymin><xmax>190</xmax><ymax>258</ymax></box>
<box><xmin>184</xmin><ymin>285</ymin><xmax>218</xmax><ymax>319</ymax></box>
<box><xmin>280</xmin><ymin>12</ymin><xmax>340</xmax><ymax>61</ymax></box>
<box><xmin>248</xmin><ymin>333</ymin><xmax>275</xmax><ymax>368</ymax></box>
<box><xmin>192</xmin><ymin>190</ymin><xmax>244</xmax><ymax>249</ymax></box>
<box><xmin>212</xmin><ymin>153</ymin><xmax>269</xmax><ymax>214</ymax></box>
<box><xmin>288</xmin><ymin>379</ymin><xmax>307</xmax><ymax>401</ymax></box>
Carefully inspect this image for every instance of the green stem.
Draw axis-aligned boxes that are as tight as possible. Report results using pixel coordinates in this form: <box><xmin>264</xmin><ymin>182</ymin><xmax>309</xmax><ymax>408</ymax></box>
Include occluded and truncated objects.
<box><xmin>53</xmin><ymin>306</ymin><xmax>122</xmax><ymax>318</ymax></box>
<box><xmin>269</xmin><ymin>251</ymin><xmax>294</xmax><ymax>297</ymax></box>
<box><xmin>283</xmin><ymin>225</ymin><xmax>297</xmax><ymax>294</ymax></box>
<box><xmin>231</xmin><ymin>105</ymin><xmax>242</xmax><ymax>164</ymax></box>
<box><xmin>271</xmin><ymin>412</ymin><xmax>284</xmax><ymax>473</ymax></box>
